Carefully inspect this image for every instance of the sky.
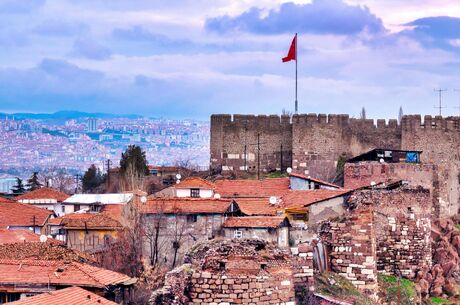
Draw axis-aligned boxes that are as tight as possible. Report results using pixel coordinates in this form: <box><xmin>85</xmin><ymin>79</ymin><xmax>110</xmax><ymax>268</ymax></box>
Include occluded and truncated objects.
<box><xmin>1</xmin><ymin>0</ymin><xmax>460</xmax><ymax>119</ymax></box>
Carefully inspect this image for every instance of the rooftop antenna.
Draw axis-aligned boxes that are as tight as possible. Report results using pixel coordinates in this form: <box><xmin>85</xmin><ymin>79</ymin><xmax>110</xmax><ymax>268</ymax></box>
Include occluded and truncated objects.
<box><xmin>434</xmin><ymin>88</ymin><xmax>447</xmax><ymax>116</ymax></box>
<box><xmin>454</xmin><ymin>89</ymin><xmax>460</xmax><ymax>116</ymax></box>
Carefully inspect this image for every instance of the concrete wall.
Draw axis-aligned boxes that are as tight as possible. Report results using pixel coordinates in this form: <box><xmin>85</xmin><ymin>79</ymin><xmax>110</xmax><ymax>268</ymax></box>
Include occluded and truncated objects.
<box><xmin>66</xmin><ymin>229</ymin><xmax>118</xmax><ymax>252</ymax></box>
<box><xmin>176</xmin><ymin>188</ymin><xmax>213</xmax><ymax>198</ymax></box>
<box><xmin>308</xmin><ymin>197</ymin><xmax>345</xmax><ymax>227</ymax></box>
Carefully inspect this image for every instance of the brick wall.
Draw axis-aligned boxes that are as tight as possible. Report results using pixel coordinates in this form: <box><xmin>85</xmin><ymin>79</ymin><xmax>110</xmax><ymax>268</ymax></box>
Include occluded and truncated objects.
<box><xmin>320</xmin><ymin>208</ymin><xmax>378</xmax><ymax>297</ymax></box>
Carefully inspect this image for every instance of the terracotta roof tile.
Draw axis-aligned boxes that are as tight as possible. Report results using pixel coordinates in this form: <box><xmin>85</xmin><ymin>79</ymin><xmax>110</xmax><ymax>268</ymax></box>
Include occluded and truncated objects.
<box><xmin>289</xmin><ymin>173</ymin><xmax>341</xmax><ymax>189</ymax></box>
<box><xmin>16</xmin><ymin>187</ymin><xmax>69</xmax><ymax>202</ymax></box>
<box><xmin>7</xmin><ymin>286</ymin><xmax>118</xmax><ymax>305</ymax></box>
<box><xmin>0</xmin><ymin>259</ymin><xmax>132</xmax><ymax>288</ymax></box>
<box><xmin>0</xmin><ymin>243</ymin><xmax>95</xmax><ymax>262</ymax></box>
<box><xmin>0</xmin><ymin>229</ymin><xmax>61</xmax><ymax>245</ymax></box>
<box><xmin>142</xmin><ymin>198</ymin><xmax>233</xmax><ymax>214</ymax></box>
<box><xmin>233</xmin><ymin>198</ymin><xmax>278</xmax><ymax>216</ymax></box>
<box><xmin>214</xmin><ymin>178</ymin><xmax>290</xmax><ymax>198</ymax></box>
<box><xmin>281</xmin><ymin>189</ymin><xmax>352</xmax><ymax>209</ymax></box>
<box><xmin>223</xmin><ymin>216</ymin><xmax>288</xmax><ymax>228</ymax></box>
<box><xmin>49</xmin><ymin>213</ymin><xmax>122</xmax><ymax>230</ymax></box>
<box><xmin>174</xmin><ymin>177</ymin><xmax>216</xmax><ymax>189</ymax></box>
<box><xmin>0</xmin><ymin>202</ymin><xmax>53</xmax><ymax>228</ymax></box>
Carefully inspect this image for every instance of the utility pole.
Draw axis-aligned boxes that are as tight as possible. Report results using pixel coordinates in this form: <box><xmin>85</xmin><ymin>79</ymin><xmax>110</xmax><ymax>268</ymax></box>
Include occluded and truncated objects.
<box><xmin>105</xmin><ymin>159</ymin><xmax>112</xmax><ymax>188</ymax></box>
<box><xmin>454</xmin><ymin>89</ymin><xmax>460</xmax><ymax>116</ymax></box>
<box><xmin>243</xmin><ymin>144</ymin><xmax>247</xmax><ymax>172</ymax></box>
<box><xmin>434</xmin><ymin>88</ymin><xmax>447</xmax><ymax>116</ymax></box>
<box><xmin>280</xmin><ymin>144</ymin><xmax>284</xmax><ymax>173</ymax></box>
<box><xmin>257</xmin><ymin>134</ymin><xmax>261</xmax><ymax>180</ymax></box>
<box><xmin>74</xmin><ymin>174</ymin><xmax>81</xmax><ymax>194</ymax></box>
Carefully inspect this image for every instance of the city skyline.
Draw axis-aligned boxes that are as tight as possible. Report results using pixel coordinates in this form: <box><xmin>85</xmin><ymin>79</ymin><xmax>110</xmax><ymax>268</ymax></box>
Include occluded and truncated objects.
<box><xmin>1</xmin><ymin>1</ymin><xmax>460</xmax><ymax>119</ymax></box>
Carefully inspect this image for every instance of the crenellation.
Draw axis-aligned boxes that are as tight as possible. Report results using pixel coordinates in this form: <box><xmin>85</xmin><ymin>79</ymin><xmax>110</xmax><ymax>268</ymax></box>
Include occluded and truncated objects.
<box><xmin>318</xmin><ymin>113</ymin><xmax>327</xmax><ymax>124</ymax></box>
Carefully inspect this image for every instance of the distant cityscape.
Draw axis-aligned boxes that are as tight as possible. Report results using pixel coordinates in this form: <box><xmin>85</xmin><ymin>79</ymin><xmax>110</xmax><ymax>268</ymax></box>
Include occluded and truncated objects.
<box><xmin>0</xmin><ymin>111</ymin><xmax>210</xmax><ymax>188</ymax></box>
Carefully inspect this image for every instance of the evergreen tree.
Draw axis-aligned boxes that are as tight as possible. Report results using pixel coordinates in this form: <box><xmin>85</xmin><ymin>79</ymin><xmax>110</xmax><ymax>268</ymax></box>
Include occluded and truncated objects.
<box><xmin>26</xmin><ymin>172</ymin><xmax>42</xmax><ymax>191</ymax></box>
<box><xmin>120</xmin><ymin>145</ymin><xmax>149</xmax><ymax>177</ymax></box>
<box><xmin>11</xmin><ymin>178</ymin><xmax>26</xmax><ymax>194</ymax></box>
<box><xmin>82</xmin><ymin>164</ymin><xmax>104</xmax><ymax>192</ymax></box>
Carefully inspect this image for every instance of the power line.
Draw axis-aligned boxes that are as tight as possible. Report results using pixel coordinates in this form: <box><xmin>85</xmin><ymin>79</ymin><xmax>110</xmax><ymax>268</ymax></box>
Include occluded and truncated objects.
<box><xmin>434</xmin><ymin>88</ymin><xmax>448</xmax><ymax>116</ymax></box>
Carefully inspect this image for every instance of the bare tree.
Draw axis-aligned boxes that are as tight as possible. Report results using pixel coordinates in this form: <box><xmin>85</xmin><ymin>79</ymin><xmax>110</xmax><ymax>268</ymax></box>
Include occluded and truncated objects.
<box><xmin>144</xmin><ymin>201</ymin><xmax>168</xmax><ymax>267</ymax></box>
<box><xmin>39</xmin><ymin>167</ymin><xmax>74</xmax><ymax>193</ymax></box>
<box><xmin>170</xmin><ymin>208</ymin><xmax>188</xmax><ymax>268</ymax></box>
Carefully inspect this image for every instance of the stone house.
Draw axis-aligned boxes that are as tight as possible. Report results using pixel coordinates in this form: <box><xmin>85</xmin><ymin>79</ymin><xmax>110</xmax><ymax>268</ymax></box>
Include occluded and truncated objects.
<box><xmin>222</xmin><ymin>216</ymin><xmax>290</xmax><ymax>247</ymax></box>
<box><xmin>140</xmin><ymin>197</ymin><xmax>240</xmax><ymax>266</ymax></box>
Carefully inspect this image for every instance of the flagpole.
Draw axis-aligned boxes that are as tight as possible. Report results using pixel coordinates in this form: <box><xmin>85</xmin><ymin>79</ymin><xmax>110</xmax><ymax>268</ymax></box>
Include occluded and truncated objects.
<box><xmin>295</xmin><ymin>33</ymin><xmax>298</xmax><ymax>114</ymax></box>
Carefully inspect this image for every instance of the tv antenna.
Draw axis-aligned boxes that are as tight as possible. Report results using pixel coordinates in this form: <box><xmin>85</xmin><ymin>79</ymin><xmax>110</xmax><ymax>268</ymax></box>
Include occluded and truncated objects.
<box><xmin>434</xmin><ymin>88</ymin><xmax>447</xmax><ymax>116</ymax></box>
<box><xmin>454</xmin><ymin>89</ymin><xmax>460</xmax><ymax>116</ymax></box>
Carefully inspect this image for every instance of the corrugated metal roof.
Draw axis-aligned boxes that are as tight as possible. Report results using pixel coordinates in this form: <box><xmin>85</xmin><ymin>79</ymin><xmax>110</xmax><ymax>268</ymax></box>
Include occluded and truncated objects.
<box><xmin>64</xmin><ymin>193</ymin><xmax>133</xmax><ymax>205</ymax></box>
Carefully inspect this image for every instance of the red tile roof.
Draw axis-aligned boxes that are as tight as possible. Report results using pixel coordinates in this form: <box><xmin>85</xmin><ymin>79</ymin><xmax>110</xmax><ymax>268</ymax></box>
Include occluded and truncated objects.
<box><xmin>0</xmin><ymin>259</ymin><xmax>132</xmax><ymax>288</ymax></box>
<box><xmin>223</xmin><ymin>216</ymin><xmax>288</xmax><ymax>228</ymax></box>
<box><xmin>49</xmin><ymin>213</ymin><xmax>122</xmax><ymax>230</ymax></box>
<box><xmin>174</xmin><ymin>177</ymin><xmax>216</xmax><ymax>189</ymax></box>
<box><xmin>0</xmin><ymin>202</ymin><xmax>54</xmax><ymax>228</ymax></box>
<box><xmin>7</xmin><ymin>286</ymin><xmax>118</xmax><ymax>305</ymax></box>
<box><xmin>0</xmin><ymin>243</ymin><xmax>95</xmax><ymax>262</ymax></box>
<box><xmin>0</xmin><ymin>229</ymin><xmax>61</xmax><ymax>245</ymax></box>
<box><xmin>214</xmin><ymin>178</ymin><xmax>290</xmax><ymax>198</ymax></box>
<box><xmin>0</xmin><ymin>196</ymin><xmax>15</xmax><ymax>203</ymax></box>
<box><xmin>289</xmin><ymin>173</ymin><xmax>341</xmax><ymax>189</ymax></box>
<box><xmin>233</xmin><ymin>198</ymin><xmax>278</xmax><ymax>216</ymax></box>
<box><xmin>16</xmin><ymin>187</ymin><xmax>69</xmax><ymax>202</ymax></box>
<box><xmin>281</xmin><ymin>189</ymin><xmax>352</xmax><ymax>209</ymax></box>
<box><xmin>142</xmin><ymin>198</ymin><xmax>233</xmax><ymax>214</ymax></box>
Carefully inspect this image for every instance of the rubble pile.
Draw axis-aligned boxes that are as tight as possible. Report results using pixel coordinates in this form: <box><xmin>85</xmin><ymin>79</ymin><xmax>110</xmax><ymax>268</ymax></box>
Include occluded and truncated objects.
<box><xmin>415</xmin><ymin>218</ymin><xmax>460</xmax><ymax>299</ymax></box>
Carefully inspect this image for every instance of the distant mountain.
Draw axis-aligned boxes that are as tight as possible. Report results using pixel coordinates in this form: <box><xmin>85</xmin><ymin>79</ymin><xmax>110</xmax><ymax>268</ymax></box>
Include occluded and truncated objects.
<box><xmin>0</xmin><ymin>110</ymin><xmax>143</xmax><ymax>121</ymax></box>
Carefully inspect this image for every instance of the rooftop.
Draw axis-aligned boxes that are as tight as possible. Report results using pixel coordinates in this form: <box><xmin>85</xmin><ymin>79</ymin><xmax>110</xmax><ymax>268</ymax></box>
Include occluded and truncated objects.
<box><xmin>175</xmin><ymin>177</ymin><xmax>216</xmax><ymax>189</ymax></box>
<box><xmin>214</xmin><ymin>178</ymin><xmax>290</xmax><ymax>198</ymax></box>
<box><xmin>347</xmin><ymin>148</ymin><xmax>422</xmax><ymax>164</ymax></box>
<box><xmin>289</xmin><ymin>173</ymin><xmax>341</xmax><ymax>189</ymax></box>
<box><xmin>223</xmin><ymin>216</ymin><xmax>289</xmax><ymax>228</ymax></box>
<box><xmin>0</xmin><ymin>201</ymin><xmax>54</xmax><ymax>228</ymax></box>
<box><xmin>142</xmin><ymin>198</ymin><xmax>234</xmax><ymax>215</ymax></box>
<box><xmin>0</xmin><ymin>242</ymin><xmax>95</xmax><ymax>262</ymax></box>
<box><xmin>233</xmin><ymin>198</ymin><xmax>278</xmax><ymax>216</ymax></box>
<box><xmin>0</xmin><ymin>229</ymin><xmax>61</xmax><ymax>245</ymax></box>
<box><xmin>0</xmin><ymin>259</ymin><xmax>133</xmax><ymax>288</ymax></box>
<box><xmin>16</xmin><ymin>187</ymin><xmax>69</xmax><ymax>203</ymax></box>
<box><xmin>64</xmin><ymin>193</ymin><xmax>133</xmax><ymax>205</ymax></box>
<box><xmin>49</xmin><ymin>212</ymin><xmax>123</xmax><ymax>230</ymax></box>
<box><xmin>281</xmin><ymin>189</ymin><xmax>352</xmax><ymax>210</ymax></box>
<box><xmin>7</xmin><ymin>286</ymin><xmax>118</xmax><ymax>305</ymax></box>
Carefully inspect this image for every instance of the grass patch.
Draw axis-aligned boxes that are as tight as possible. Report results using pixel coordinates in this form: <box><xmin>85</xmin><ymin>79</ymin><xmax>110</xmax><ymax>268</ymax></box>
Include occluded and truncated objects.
<box><xmin>267</xmin><ymin>171</ymin><xmax>288</xmax><ymax>178</ymax></box>
<box><xmin>428</xmin><ymin>296</ymin><xmax>452</xmax><ymax>305</ymax></box>
<box><xmin>378</xmin><ymin>274</ymin><xmax>418</xmax><ymax>305</ymax></box>
<box><xmin>454</xmin><ymin>224</ymin><xmax>460</xmax><ymax>231</ymax></box>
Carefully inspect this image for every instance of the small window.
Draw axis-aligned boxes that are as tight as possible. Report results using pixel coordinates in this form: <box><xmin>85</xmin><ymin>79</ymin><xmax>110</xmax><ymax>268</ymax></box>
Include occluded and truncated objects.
<box><xmin>186</xmin><ymin>215</ymin><xmax>198</xmax><ymax>223</ymax></box>
<box><xmin>74</xmin><ymin>204</ymin><xmax>80</xmax><ymax>212</ymax></box>
<box><xmin>234</xmin><ymin>230</ymin><xmax>242</xmax><ymax>238</ymax></box>
<box><xmin>190</xmin><ymin>188</ymin><xmax>200</xmax><ymax>198</ymax></box>
<box><xmin>61</xmin><ymin>206</ymin><xmax>65</xmax><ymax>213</ymax></box>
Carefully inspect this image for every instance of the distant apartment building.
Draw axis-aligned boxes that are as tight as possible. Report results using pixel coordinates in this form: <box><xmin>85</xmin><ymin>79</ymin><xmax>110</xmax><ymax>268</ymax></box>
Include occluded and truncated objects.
<box><xmin>0</xmin><ymin>177</ymin><xmax>17</xmax><ymax>195</ymax></box>
<box><xmin>87</xmin><ymin>118</ymin><xmax>98</xmax><ymax>132</ymax></box>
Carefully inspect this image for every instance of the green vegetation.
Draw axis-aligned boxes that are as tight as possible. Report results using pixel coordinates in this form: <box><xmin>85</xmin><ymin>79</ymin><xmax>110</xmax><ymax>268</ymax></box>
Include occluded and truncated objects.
<box><xmin>454</xmin><ymin>224</ymin><xmax>460</xmax><ymax>231</ymax></box>
<box><xmin>378</xmin><ymin>274</ymin><xmax>418</xmax><ymax>305</ymax></box>
<box><xmin>428</xmin><ymin>297</ymin><xmax>452</xmax><ymax>305</ymax></box>
<box><xmin>267</xmin><ymin>171</ymin><xmax>288</xmax><ymax>178</ymax></box>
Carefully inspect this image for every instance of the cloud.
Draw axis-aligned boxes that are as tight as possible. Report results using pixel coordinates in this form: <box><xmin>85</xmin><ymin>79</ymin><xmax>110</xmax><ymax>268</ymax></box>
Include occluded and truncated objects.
<box><xmin>33</xmin><ymin>20</ymin><xmax>90</xmax><ymax>37</ymax></box>
<box><xmin>206</xmin><ymin>0</ymin><xmax>385</xmax><ymax>35</ymax></box>
<box><xmin>72</xmin><ymin>37</ymin><xmax>112</xmax><ymax>60</ymax></box>
<box><xmin>0</xmin><ymin>0</ymin><xmax>45</xmax><ymax>14</ymax></box>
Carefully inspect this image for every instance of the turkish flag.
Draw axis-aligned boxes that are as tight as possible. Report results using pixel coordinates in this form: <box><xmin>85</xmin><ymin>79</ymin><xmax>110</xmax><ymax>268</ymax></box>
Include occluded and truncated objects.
<box><xmin>282</xmin><ymin>35</ymin><xmax>296</xmax><ymax>62</ymax></box>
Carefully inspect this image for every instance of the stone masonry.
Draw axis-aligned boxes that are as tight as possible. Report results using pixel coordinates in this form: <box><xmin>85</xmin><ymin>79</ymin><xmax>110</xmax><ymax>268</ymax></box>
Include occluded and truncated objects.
<box><xmin>210</xmin><ymin>114</ymin><xmax>460</xmax><ymax>217</ymax></box>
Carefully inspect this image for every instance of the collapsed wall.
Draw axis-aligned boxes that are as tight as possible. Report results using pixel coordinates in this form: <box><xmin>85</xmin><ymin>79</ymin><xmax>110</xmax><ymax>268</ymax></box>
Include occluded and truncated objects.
<box><xmin>149</xmin><ymin>239</ymin><xmax>298</xmax><ymax>305</ymax></box>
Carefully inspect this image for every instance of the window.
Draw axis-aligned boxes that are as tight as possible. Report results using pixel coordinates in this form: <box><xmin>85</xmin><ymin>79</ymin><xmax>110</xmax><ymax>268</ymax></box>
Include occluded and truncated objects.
<box><xmin>61</xmin><ymin>206</ymin><xmax>65</xmax><ymax>213</ymax></box>
<box><xmin>190</xmin><ymin>188</ymin><xmax>200</xmax><ymax>198</ymax></box>
<box><xmin>74</xmin><ymin>204</ymin><xmax>80</xmax><ymax>212</ymax></box>
<box><xmin>187</xmin><ymin>215</ymin><xmax>198</xmax><ymax>223</ymax></box>
<box><xmin>233</xmin><ymin>230</ymin><xmax>242</xmax><ymax>238</ymax></box>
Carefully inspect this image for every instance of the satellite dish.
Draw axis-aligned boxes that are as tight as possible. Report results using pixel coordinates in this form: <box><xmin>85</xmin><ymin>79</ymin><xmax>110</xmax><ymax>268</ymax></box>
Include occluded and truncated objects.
<box><xmin>370</xmin><ymin>181</ymin><xmax>376</xmax><ymax>186</ymax></box>
<box><xmin>176</xmin><ymin>179</ymin><xmax>181</xmax><ymax>184</ymax></box>
<box><xmin>39</xmin><ymin>235</ymin><xmax>48</xmax><ymax>243</ymax></box>
<box><xmin>140</xmin><ymin>196</ymin><xmax>147</xmax><ymax>204</ymax></box>
<box><xmin>214</xmin><ymin>193</ymin><xmax>221</xmax><ymax>199</ymax></box>
<box><xmin>269</xmin><ymin>196</ymin><xmax>277</xmax><ymax>205</ymax></box>
<box><xmin>176</xmin><ymin>174</ymin><xmax>182</xmax><ymax>180</ymax></box>
<box><xmin>379</xmin><ymin>158</ymin><xmax>385</xmax><ymax>164</ymax></box>
<box><xmin>286</xmin><ymin>167</ymin><xmax>292</xmax><ymax>174</ymax></box>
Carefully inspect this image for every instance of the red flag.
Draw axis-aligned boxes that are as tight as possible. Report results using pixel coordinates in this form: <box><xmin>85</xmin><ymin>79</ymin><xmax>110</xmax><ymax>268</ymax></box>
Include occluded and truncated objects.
<box><xmin>282</xmin><ymin>35</ymin><xmax>296</xmax><ymax>62</ymax></box>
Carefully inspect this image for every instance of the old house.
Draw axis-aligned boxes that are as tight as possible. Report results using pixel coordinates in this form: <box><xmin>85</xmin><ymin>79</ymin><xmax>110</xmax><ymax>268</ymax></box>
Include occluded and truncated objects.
<box><xmin>141</xmin><ymin>197</ymin><xmax>240</xmax><ymax>266</ymax></box>
<box><xmin>0</xmin><ymin>259</ymin><xmax>135</xmax><ymax>303</ymax></box>
<box><xmin>289</xmin><ymin>173</ymin><xmax>341</xmax><ymax>190</ymax></box>
<box><xmin>222</xmin><ymin>216</ymin><xmax>290</xmax><ymax>247</ymax></box>
<box><xmin>0</xmin><ymin>201</ymin><xmax>54</xmax><ymax>234</ymax></box>
<box><xmin>0</xmin><ymin>229</ymin><xmax>61</xmax><ymax>245</ymax></box>
<box><xmin>7</xmin><ymin>286</ymin><xmax>118</xmax><ymax>305</ymax></box>
<box><xmin>47</xmin><ymin>212</ymin><xmax>123</xmax><ymax>252</ymax></box>
<box><xmin>15</xmin><ymin>188</ymin><xmax>69</xmax><ymax>216</ymax></box>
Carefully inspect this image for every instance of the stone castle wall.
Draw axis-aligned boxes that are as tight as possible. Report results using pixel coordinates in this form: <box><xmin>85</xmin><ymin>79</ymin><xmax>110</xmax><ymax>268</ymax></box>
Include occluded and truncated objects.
<box><xmin>210</xmin><ymin>113</ymin><xmax>460</xmax><ymax>216</ymax></box>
